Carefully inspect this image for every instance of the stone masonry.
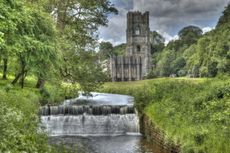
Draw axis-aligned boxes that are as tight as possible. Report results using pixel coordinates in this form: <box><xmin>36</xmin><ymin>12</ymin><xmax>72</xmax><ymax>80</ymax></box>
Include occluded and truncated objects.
<box><xmin>111</xmin><ymin>11</ymin><xmax>151</xmax><ymax>81</ymax></box>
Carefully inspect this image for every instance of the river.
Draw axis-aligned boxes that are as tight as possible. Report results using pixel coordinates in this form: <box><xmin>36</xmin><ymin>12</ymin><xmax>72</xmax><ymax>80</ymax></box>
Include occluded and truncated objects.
<box><xmin>40</xmin><ymin>92</ymin><xmax>157</xmax><ymax>153</ymax></box>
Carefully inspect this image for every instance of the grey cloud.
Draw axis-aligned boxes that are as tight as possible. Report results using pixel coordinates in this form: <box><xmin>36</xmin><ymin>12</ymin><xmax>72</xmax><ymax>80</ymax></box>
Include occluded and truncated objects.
<box><xmin>99</xmin><ymin>7</ymin><xmax>128</xmax><ymax>45</ymax></box>
<box><xmin>141</xmin><ymin>0</ymin><xmax>227</xmax><ymax>16</ymax></box>
<box><xmin>99</xmin><ymin>0</ymin><xmax>230</xmax><ymax>45</ymax></box>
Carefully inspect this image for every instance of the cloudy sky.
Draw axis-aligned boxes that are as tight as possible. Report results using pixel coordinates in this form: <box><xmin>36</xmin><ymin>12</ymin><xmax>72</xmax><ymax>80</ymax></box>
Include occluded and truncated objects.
<box><xmin>98</xmin><ymin>0</ymin><xmax>229</xmax><ymax>45</ymax></box>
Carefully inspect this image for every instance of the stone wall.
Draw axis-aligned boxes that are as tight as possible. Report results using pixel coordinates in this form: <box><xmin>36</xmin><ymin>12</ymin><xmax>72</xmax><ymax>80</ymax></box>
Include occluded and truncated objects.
<box><xmin>110</xmin><ymin>56</ymin><xmax>142</xmax><ymax>81</ymax></box>
<box><xmin>140</xmin><ymin>114</ymin><xmax>180</xmax><ymax>153</ymax></box>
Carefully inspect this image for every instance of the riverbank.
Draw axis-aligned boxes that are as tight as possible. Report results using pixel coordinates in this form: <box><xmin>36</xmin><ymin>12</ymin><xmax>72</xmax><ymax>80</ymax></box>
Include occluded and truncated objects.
<box><xmin>100</xmin><ymin>76</ymin><xmax>230</xmax><ymax>153</ymax></box>
<box><xmin>1</xmin><ymin>76</ymin><xmax>229</xmax><ymax>153</ymax></box>
<box><xmin>0</xmin><ymin>77</ymin><xmax>78</xmax><ymax>152</ymax></box>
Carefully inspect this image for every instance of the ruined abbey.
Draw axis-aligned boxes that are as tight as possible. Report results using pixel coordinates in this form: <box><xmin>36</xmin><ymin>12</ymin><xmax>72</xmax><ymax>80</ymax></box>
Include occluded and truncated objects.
<box><xmin>110</xmin><ymin>11</ymin><xmax>151</xmax><ymax>81</ymax></box>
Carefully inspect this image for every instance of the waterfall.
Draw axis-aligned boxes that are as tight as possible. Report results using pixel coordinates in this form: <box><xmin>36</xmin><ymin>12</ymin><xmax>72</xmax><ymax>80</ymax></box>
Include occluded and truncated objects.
<box><xmin>39</xmin><ymin>105</ymin><xmax>135</xmax><ymax>116</ymax></box>
<box><xmin>40</xmin><ymin>93</ymin><xmax>140</xmax><ymax>136</ymax></box>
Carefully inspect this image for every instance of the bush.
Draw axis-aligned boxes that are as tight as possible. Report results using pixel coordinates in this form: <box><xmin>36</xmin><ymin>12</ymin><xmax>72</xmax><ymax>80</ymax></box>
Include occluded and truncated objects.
<box><xmin>0</xmin><ymin>90</ymin><xmax>52</xmax><ymax>153</ymax></box>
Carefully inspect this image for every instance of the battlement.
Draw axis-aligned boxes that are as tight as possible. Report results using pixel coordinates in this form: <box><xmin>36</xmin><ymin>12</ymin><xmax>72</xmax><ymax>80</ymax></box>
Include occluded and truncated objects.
<box><xmin>127</xmin><ymin>11</ymin><xmax>149</xmax><ymax>26</ymax></box>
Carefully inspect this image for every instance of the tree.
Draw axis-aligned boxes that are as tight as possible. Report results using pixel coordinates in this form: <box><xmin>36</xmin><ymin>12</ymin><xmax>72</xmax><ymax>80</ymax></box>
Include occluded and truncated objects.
<box><xmin>172</xmin><ymin>57</ymin><xmax>186</xmax><ymax>75</ymax></box>
<box><xmin>0</xmin><ymin>0</ymin><xmax>23</xmax><ymax>80</ymax></box>
<box><xmin>217</xmin><ymin>4</ymin><xmax>230</xmax><ymax>28</ymax></box>
<box><xmin>46</xmin><ymin>0</ymin><xmax>118</xmax><ymax>41</ymax></box>
<box><xmin>150</xmin><ymin>31</ymin><xmax>165</xmax><ymax>54</ymax></box>
<box><xmin>113</xmin><ymin>43</ymin><xmax>126</xmax><ymax>56</ymax></box>
<box><xmin>178</xmin><ymin>26</ymin><xmax>203</xmax><ymax>45</ymax></box>
<box><xmin>1</xmin><ymin>1</ymin><xmax>60</xmax><ymax>88</ymax></box>
<box><xmin>45</xmin><ymin>0</ymin><xmax>118</xmax><ymax>92</ymax></box>
<box><xmin>99</xmin><ymin>41</ymin><xmax>114</xmax><ymax>60</ymax></box>
<box><xmin>156</xmin><ymin>51</ymin><xmax>175</xmax><ymax>76</ymax></box>
<box><xmin>66</xmin><ymin>51</ymin><xmax>107</xmax><ymax>93</ymax></box>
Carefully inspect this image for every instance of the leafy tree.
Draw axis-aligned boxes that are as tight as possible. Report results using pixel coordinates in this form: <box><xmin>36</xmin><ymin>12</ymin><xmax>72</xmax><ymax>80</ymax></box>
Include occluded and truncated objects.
<box><xmin>150</xmin><ymin>31</ymin><xmax>165</xmax><ymax>54</ymax></box>
<box><xmin>45</xmin><ymin>0</ymin><xmax>118</xmax><ymax>92</ymax></box>
<box><xmin>172</xmin><ymin>57</ymin><xmax>186</xmax><ymax>75</ymax></box>
<box><xmin>113</xmin><ymin>43</ymin><xmax>126</xmax><ymax>56</ymax></box>
<box><xmin>66</xmin><ymin>51</ymin><xmax>107</xmax><ymax>93</ymax></box>
<box><xmin>156</xmin><ymin>51</ymin><xmax>175</xmax><ymax>76</ymax></box>
<box><xmin>185</xmin><ymin>4</ymin><xmax>230</xmax><ymax>77</ymax></box>
<box><xmin>153</xmin><ymin>25</ymin><xmax>203</xmax><ymax>77</ymax></box>
<box><xmin>217</xmin><ymin>4</ymin><xmax>230</xmax><ymax>28</ymax></box>
<box><xmin>98</xmin><ymin>41</ymin><xmax>114</xmax><ymax>60</ymax></box>
<box><xmin>178</xmin><ymin>26</ymin><xmax>203</xmax><ymax>45</ymax></box>
<box><xmin>0</xmin><ymin>0</ymin><xmax>24</xmax><ymax>79</ymax></box>
<box><xmin>7</xmin><ymin>3</ymin><xmax>59</xmax><ymax>88</ymax></box>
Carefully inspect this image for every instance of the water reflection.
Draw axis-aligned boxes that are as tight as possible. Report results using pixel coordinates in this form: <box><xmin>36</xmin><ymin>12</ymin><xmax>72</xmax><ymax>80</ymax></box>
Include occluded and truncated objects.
<box><xmin>49</xmin><ymin>135</ymin><xmax>156</xmax><ymax>153</ymax></box>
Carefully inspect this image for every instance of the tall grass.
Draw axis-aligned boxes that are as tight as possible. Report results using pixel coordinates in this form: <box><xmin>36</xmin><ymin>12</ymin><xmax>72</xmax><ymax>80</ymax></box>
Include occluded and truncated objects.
<box><xmin>100</xmin><ymin>77</ymin><xmax>230</xmax><ymax>153</ymax></box>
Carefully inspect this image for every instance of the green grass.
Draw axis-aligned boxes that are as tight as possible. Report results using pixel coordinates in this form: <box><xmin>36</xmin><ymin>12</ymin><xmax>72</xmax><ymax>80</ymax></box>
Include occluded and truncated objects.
<box><xmin>1</xmin><ymin>73</ymin><xmax>229</xmax><ymax>153</ymax></box>
<box><xmin>100</xmin><ymin>76</ymin><xmax>230</xmax><ymax>153</ymax></box>
<box><xmin>0</xmin><ymin>74</ymin><xmax>80</xmax><ymax>105</ymax></box>
<box><xmin>0</xmin><ymin>74</ymin><xmax>79</xmax><ymax>152</ymax></box>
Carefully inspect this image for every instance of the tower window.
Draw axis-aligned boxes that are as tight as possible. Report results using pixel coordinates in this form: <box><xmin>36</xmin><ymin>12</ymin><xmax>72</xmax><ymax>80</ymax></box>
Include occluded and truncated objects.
<box><xmin>137</xmin><ymin>45</ymin><xmax>141</xmax><ymax>52</ymax></box>
<box><xmin>134</xmin><ymin>27</ymin><xmax>140</xmax><ymax>35</ymax></box>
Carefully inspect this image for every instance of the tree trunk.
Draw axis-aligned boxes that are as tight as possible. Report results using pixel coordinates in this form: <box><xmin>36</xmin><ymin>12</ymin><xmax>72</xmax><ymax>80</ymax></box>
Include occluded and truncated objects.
<box><xmin>36</xmin><ymin>77</ymin><xmax>45</xmax><ymax>89</ymax></box>
<box><xmin>11</xmin><ymin>72</ymin><xmax>22</xmax><ymax>85</ymax></box>
<box><xmin>20</xmin><ymin>65</ymin><xmax>27</xmax><ymax>89</ymax></box>
<box><xmin>2</xmin><ymin>58</ymin><xmax>8</xmax><ymax>80</ymax></box>
<box><xmin>11</xmin><ymin>60</ymin><xmax>26</xmax><ymax>86</ymax></box>
<box><xmin>20</xmin><ymin>75</ymin><xmax>25</xmax><ymax>88</ymax></box>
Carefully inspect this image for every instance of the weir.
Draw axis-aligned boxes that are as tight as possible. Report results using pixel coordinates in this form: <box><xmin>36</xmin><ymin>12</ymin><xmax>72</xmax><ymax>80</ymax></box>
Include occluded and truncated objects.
<box><xmin>39</xmin><ymin>105</ymin><xmax>135</xmax><ymax>116</ymax></box>
<box><xmin>40</xmin><ymin>92</ymin><xmax>140</xmax><ymax>137</ymax></box>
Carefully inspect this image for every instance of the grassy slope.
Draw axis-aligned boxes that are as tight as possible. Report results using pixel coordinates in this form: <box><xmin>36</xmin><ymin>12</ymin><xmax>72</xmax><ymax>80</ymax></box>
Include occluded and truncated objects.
<box><xmin>0</xmin><ymin>75</ymin><xmax>77</xmax><ymax>105</ymax></box>
<box><xmin>100</xmin><ymin>77</ymin><xmax>230</xmax><ymax>153</ymax></box>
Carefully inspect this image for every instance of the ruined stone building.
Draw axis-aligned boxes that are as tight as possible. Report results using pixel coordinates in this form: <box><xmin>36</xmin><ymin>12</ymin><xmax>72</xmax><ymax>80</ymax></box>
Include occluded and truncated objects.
<box><xmin>110</xmin><ymin>11</ymin><xmax>151</xmax><ymax>81</ymax></box>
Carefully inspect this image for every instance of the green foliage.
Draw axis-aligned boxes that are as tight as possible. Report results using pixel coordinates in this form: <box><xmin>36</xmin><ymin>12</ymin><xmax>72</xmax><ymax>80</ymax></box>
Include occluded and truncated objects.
<box><xmin>71</xmin><ymin>51</ymin><xmax>107</xmax><ymax>94</ymax></box>
<box><xmin>0</xmin><ymin>0</ymin><xmax>117</xmax><ymax>152</ymax></box>
<box><xmin>152</xmin><ymin>4</ymin><xmax>230</xmax><ymax>78</ymax></box>
<box><xmin>0</xmin><ymin>0</ymin><xmax>117</xmax><ymax>90</ymax></box>
<box><xmin>98</xmin><ymin>42</ymin><xmax>126</xmax><ymax>64</ymax></box>
<box><xmin>150</xmin><ymin>31</ymin><xmax>165</xmax><ymax>54</ymax></box>
<box><xmin>99</xmin><ymin>41</ymin><xmax>114</xmax><ymax>60</ymax></box>
<box><xmin>185</xmin><ymin>19</ymin><xmax>230</xmax><ymax>77</ymax></box>
<box><xmin>0</xmin><ymin>88</ymin><xmax>52</xmax><ymax>152</ymax></box>
<box><xmin>49</xmin><ymin>0</ymin><xmax>117</xmax><ymax>92</ymax></box>
<box><xmin>0</xmin><ymin>86</ymin><xmax>78</xmax><ymax>152</ymax></box>
<box><xmin>0</xmin><ymin>75</ymin><xmax>80</xmax><ymax>152</ymax></box>
<box><xmin>155</xmin><ymin>50</ymin><xmax>176</xmax><ymax>76</ymax></box>
<box><xmin>153</xmin><ymin>25</ymin><xmax>202</xmax><ymax>77</ymax></box>
<box><xmin>101</xmin><ymin>77</ymin><xmax>230</xmax><ymax>153</ymax></box>
<box><xmin>178</xmin><ymin>26</ymin><xmax>203</xmax><ymax>45</ymax></box>
<box><xmin>217</xmin><ymin>4</ymin><xmax>230</xmax><ymax>28</ymax></box>
<box><xmin>113</xmin><ymin>43</ymin><xmax>126</xmax><ymax>56</ymax></box>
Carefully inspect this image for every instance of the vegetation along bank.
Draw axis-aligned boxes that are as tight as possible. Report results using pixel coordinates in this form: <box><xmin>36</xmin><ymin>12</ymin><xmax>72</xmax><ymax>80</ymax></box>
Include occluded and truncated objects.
<box><xmin>99</xmin><ymin>77</ymin><xmax>230</xmax><ymax>153</ymax></box>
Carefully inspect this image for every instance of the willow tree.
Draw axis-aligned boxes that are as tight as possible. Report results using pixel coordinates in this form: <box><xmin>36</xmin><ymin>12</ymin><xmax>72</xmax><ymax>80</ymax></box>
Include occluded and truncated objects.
<box><xmin>0</xmin><ymin>0</ymin><xmax>24</xmax><ymax>80</ymax></box>
<box><xmin>4</xmin><ymin>1</ymin><xmax>60</xmax><ymax>88</ymax></box>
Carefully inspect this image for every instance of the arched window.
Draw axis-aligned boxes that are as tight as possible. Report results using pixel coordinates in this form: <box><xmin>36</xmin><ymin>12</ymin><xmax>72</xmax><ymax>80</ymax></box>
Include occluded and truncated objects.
<box><xmin>137</xmin><ymin>45</ymin><xmax>141</xmax><ymax>52</ymax></box>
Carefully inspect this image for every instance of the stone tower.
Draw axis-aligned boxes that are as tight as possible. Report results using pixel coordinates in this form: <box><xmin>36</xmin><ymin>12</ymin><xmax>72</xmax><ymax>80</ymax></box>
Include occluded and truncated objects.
<box><xmin>126</xmin><ymin>11</ymin><xmax>151</xmax><ymax>76</ymax></box>
<box><xmin>110</xmin><ymin>11</ymin><xmax>151</xmax><ymax>81</ymax></box>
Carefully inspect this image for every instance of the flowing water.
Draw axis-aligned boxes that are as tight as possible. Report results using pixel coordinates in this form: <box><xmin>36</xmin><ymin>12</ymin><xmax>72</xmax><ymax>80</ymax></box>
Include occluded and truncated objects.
<box><xmin>40</xmin><ymin>92</ymin><xmax>156</xmax><ymax>153</ymax></box>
